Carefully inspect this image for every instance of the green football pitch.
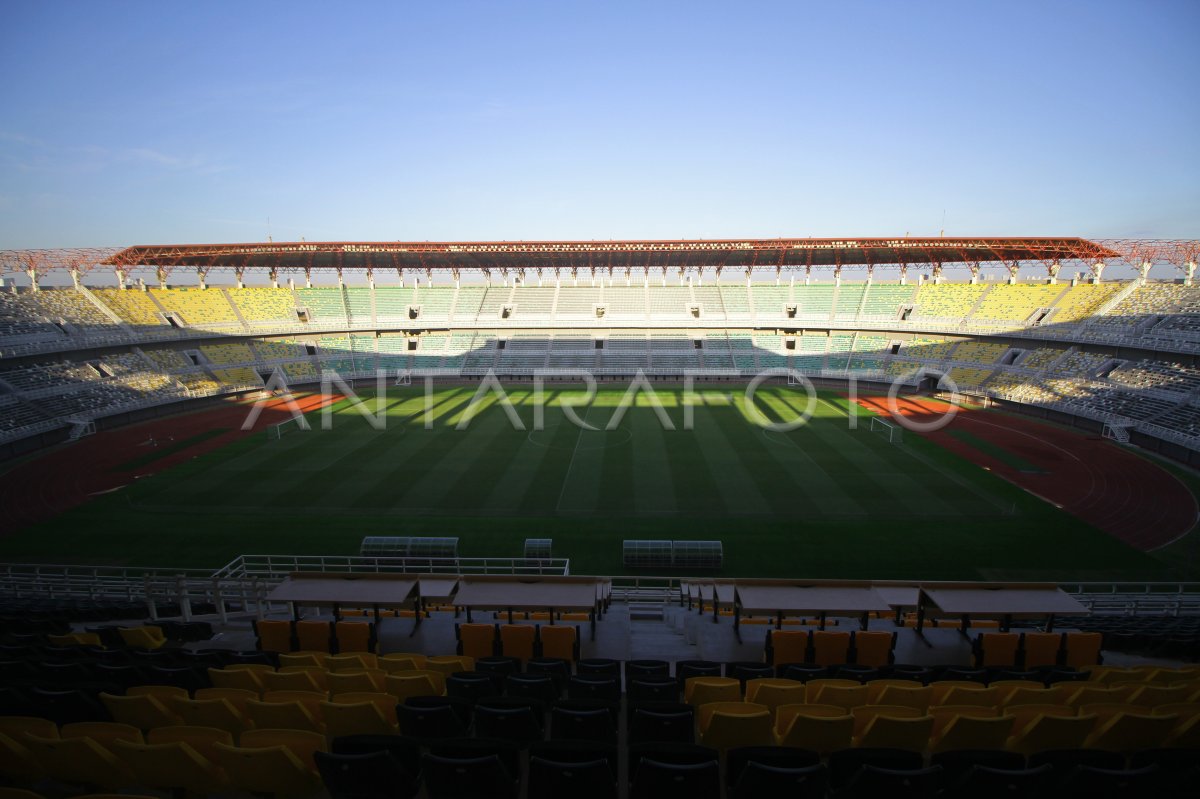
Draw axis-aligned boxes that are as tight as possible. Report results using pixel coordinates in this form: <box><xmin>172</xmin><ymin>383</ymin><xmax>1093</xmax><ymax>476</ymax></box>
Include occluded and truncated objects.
<box><xmin>0</xmin><ymin>384</ymin><xmax>1178</xmax><ymax>580</ymax></box>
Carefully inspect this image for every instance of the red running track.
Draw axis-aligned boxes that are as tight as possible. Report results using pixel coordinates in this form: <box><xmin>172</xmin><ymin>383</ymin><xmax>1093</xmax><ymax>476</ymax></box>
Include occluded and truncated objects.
<box><xmin>0</xmin><ymin>392</ymin><xmax>340</xmax><ymax>538</ymax></box>
<box><xmin>854</xmin><ymin>395</ymin><xmax>1198</xmax><ymax>551</ymax></box>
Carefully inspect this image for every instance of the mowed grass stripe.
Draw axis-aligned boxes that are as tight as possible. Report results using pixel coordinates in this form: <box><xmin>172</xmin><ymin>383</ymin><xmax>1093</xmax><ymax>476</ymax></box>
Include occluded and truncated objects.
<box><xmin>517</xmin><ymin>393</ymin><xmax>595</xmax><ymax>513</ymax></box>
<box><xmin>742</xmin><ymin>392</ymin><xmax>865</xmax><ymax>516</ymax></box>
<box><xmin>686</xmin><ymin>399</ymin><xmax>772</xmax><ymax>515</ymax></box>
<box><xmin>626</xmin><ymin>404</ymin><xmax>677</xmax><ymax>515</ymax></box>
<box><xmin>555</xmin><ymin>401</ymin><xmax>605</xmax><ymax>513</ymax></box>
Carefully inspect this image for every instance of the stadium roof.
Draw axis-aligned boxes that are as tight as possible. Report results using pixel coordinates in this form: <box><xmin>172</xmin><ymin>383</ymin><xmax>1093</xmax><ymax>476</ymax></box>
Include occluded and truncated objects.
<box><xmin>100</xmin><ymin>236</ymin><xmax>1121</xmax><ymax>274</ymax></box>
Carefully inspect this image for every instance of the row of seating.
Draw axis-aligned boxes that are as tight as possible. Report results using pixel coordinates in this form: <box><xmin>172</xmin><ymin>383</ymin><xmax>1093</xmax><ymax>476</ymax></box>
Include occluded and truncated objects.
<box><xmin>456</xmin><ymin>622</ymin><xmax>580</xmax><ymax>662</ymax></box>
<box><xmin>253</xmin><ymin>618</ymin><xmax>376</xmax><ymax>654</ymax></box>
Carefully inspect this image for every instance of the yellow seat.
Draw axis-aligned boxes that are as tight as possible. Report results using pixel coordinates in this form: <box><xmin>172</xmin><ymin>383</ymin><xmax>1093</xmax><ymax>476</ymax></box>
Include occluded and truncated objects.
<box><xmin>208</xmin><ymin>667</ymin><xmax>266</xmax><ymax>692</ymax></box>
<box><xmin>47</xmin><ymin>632</ymin><xmax>103</xmax><ymax>648</ymax></box>
<box><xmin>247</xmin><ymin>699</ymin><xmax>324</xmax><ymax>733</ymax></box>
<box><xmin>113</xmin><ymin>738</ymin><xmax>227</xmax><ymax>794</ymax></box>
<box><xmin>744</xmin><ymin>678</ymin><xmax>806</xmax><ymax>716</ymax></box>
<box><xmin>333</xmin><ymin>621</ymin><xmax>374</xmax><ymax>654</ymax></box>
<box><xmin>928</xmin><ymin>714</ymin><xmax>1014</xmax><ymax>753</ymax></box>
<box><xmin>851</xmin><ymin>631</ymin><xmax>895</xmax><ymax>668</ymax></box>
<box><xmin>1083</xmin><ymin>712</ymin><xmax>1179</xmax><ymax>752</ymax></box>
<box><xmin>240</xmin><ymin>728</ymin><xmax>327</xmax><ymax>772</ymax></box>
<box><xmin>989</xmin><ymin>680</ymin><xmax>1044</xmax><ymax>703</ymax></box>
<box><xmin>262</xmin><ymin>690</ymin><xmax>329</xmax><ymax>720</ymax></box>
<box><xmin>253</xmin><ymin>619</ymin><xmax>295</xmax><ymax>653</ymax></box>
<box><xmin>293</xmin><ymin>620</ymin><xmax>332</xmax><ymax>653</ymax></box>
<box><xmin>60</xmin><ymin>722</ymin><xmax>143</xmax><ymax>751</ymax></box>
<box><xmin>99</xmin><ymin>692</ymin><xmax>181</xmax><ymax>731</ymax></box>
<box><xmin>809</xmin><ymin>683</ymin><xmax>870</xmax><ymax>711</ymax></box>
<box><xmin>456</xmin><ymin>624</ymin><xmax>497</xmax><ymax>660</ymax></box>
<box><xmin>378</xmin><ymin>653</ymin><xmax>428</xmax><ymax>672</ymax></box>
<box><xmin>1063</xmin><ymin>632</ymin><xmax>1103</xmax><ymax>669</ymax></box>
<box><xmin>278</xmin><ymin>652</ymin><xmax>326</xmax><ymax>669</ymax></box>
<box><xmin>1021</xmin><ymin>632</ymin><xmax>1063</xmax><ymax>669</ymax></box>
<box><xmin>976</xmin><ymin>632</ymin><xmax>1020</xmax><ymax>668</ymax></box>
<box><xmin>1125</xmin><ymin>683</ymin><xmax>1195</xmax><ymax>708</ymax></box>
<box><xmin>0</xmin><ymin>786</ymin><xmax>45</xmax><ymax>799</ymax></box>
<box><xmin>146</xmin><ymin>725</ymin><xmax>233</xmax><ymax>763</ymax></box>
<box><xmin>212</xmin><ymin>741</ymin><xmax>321</xmax><ymax>797</ymax></box>
<box><xmin>1004</xmin><ymin>703</ymin><xmax>1076</xmax><ymax>732</ymax></box>
<box><xmin>327</xmin><ymin>669</ymin><xmax>386</xmax><ymax>694</ymax></box>
<box><xmin>540</xmin><ymin>625</ymin><xmax>578</xmax><ymax>662</ymax></box>
<box><xmin>869</xmin><ymin>682</ymin><xmax>932</xmax><ymax>711</ymax></box>
<box><xmin>850</xmin><ymin>705</ymin><xmax>923</xmax><ymax>737</ymax></box>
<box><xmin>24</xmin><ymin>734</ymin><xmax>134</xmax><ymax>789</ymax></box>
<box><xmin>195</xmin><ymin>687</ymin><xmax>258</xmax><ymax>715</ymax></box>
<box><xmin>425</xmin><ymin>655</ymin><xmax>475</xmax><ymax>675</ymax></box>
<box><xmin>385</xmin><ymin>669</ymin><xmax>446</xmax><ymax>700</ymax></box>
<box><xmin>684</xmin><ymin>676</ymin><xmax>742</xmax><ymax>706</ymax></box>
<box><xmin>928</xmin><ymin>680</ymin><xmax>988</xmax><ymax>706</ymax></box>
<box><xmin>929</xmin><ymin>705</ymin><xmax>997</xmax><ymax>737</ymax></box>
<box><xmin>0</xmin><ymin>717</ymin><xmax>58</xmax><ymax>740</ymax></box>
<box><xmin>773</xmin><ymin>707</ymin><xmax>853</xmax><ymax>752</ymax></box>
<box><xmin>0</xmin><ymin>732</ymin><xmax>42</xmax><ymax>782</ymax></box>
<box><xmin>330</xmin><ymin>692</ymin><xmax>399</xmax><ymax>725</ymax></box>
<box><xmin>696</xmin><ymin>701</ymin><xmax>773</xmax><ymax>752</ymax></box>
<box><xmin>499</xmin><ymin>624</ymin><xmax>536</xmax><ymax>663</ymax></box>
<box><xmin>261</xmin><ymin>668</ymin><xmax>325</xmax><ymax>693</ymax></box>
<box><xmin>811</xmin><ymin>631</ymin><xmax>852</xmax><ymax>667</ymax></box>
<box><xmin>1064</xmin><ymin>685</ymin><xmax>1127</xmax><ymax>708</ymax></box>
<box><xmin>1154</xmin><ymin>702</ymin><xmax>1200</xmax><ymax>720</ymax></box>
<box><xmin>325</xmin><ymin>653</ymin><xmax>379</xmax><ymax>672</ymax></box>
<box><xmin>1006</xmin><ymin>713</ymin><xmax>1097</xmax><ymax>756</ymax></box>
<box><xmin>937</xmin><ymin>685</ymin><xmax>1003</xmax><ymax>708</ymax></box>
<box><xmin>1000</xmin><ymin>686</ymin><xmax>1060</xmax><ymax>707</ymax></box>
<box><xmin>320</xmin><ymin>700</ymin><xmax>397</xmax><ymax>738</ymax></box>
<box><xmin>852</xmin><ymin>714</ymin><xmax>935</xmax><ymax>752</ymax></box>
<box><xmin>117</xmin><ymin>626</ymin><xmax>166</xmax><ymax>650</ymax></box>
<box><xmin>169</xmin><ymin>696</ymin><xmax>248</xmax><ymax>736</ymax></box>
<box><xmin>767</xmin><ymin>630</ymin><xmax>810</xmax><ymax>667</ymax></box>
<box><xmin>1166</xmin><ymin>713</ymin><xmax>1200</xmax><ymax>748</ymax></box>
<box><xmin>804</xmin><ymin>678</ymin><xmax>860</xmax><ymax>700</ymax></box>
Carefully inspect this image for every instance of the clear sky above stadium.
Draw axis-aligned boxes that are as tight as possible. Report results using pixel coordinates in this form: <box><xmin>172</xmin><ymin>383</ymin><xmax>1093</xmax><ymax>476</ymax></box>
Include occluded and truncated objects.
<box><xmin>1</xmin><ymin>0</ymin><xmax>1196</xmax><ymax>250</ymax></box>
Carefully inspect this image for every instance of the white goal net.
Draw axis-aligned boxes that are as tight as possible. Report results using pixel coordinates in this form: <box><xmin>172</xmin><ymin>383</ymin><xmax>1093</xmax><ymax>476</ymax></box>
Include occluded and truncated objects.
<box><xmin>869</xmin><ymin>416</ymin><xmax>904</xmax><ymax>444</ymax></box>
<box><xmin>266</xmin><ymin>416</ymin><xmax>306</xmax><ymax>440</ymax></box>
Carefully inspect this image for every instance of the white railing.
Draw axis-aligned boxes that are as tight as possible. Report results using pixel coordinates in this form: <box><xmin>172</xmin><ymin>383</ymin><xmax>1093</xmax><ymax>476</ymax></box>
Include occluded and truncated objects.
<box><xmin>214</xmin><ymin>553</ymin><xmax>572</xmax><ymax>580</ymax></box>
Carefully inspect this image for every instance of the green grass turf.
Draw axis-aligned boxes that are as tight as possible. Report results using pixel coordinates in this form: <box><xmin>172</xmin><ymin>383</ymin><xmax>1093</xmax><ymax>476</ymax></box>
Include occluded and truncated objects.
<box><xmin>0</xmin><ymin>384</ymin><xmax>1181</xmax><ymax>581</ymax></box>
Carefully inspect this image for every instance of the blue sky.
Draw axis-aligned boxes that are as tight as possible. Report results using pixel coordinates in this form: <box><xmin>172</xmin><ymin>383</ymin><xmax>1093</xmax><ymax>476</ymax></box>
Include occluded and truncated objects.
<box><xmin>1</xmin><ymin>0</ymin><xmax>1197</xmax><ymax>251</ymax></box>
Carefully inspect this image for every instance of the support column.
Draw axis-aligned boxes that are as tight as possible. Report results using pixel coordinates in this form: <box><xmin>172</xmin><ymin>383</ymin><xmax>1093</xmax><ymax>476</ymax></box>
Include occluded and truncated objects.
<box><xmin>1046</xmin><ymin>261</ymin><xmax>1060</xmax><ymax>285</ymax></box>
<box><xmin>114</xmin><ymin>267</ymin><xmax>127</xmax><ymax>289</ymax></box>
<box><xmin>304</xmin><ymin>268</ymin><xmax>313</xmax><ymax>289</ymax></box>
<box><xmin>26</xmin><ymin>268</ymin><xmax>39</xmax><ymax>292</ymax></box>
<box><xmin>336</xmin><ymin>268</ymin><xmax>344</xmax><ymax>288</ymax></box>
<box><xmin>804</xmin><ymin>265</ymin><xmax>812</xmax><ymax>286</ymax></box>
<box><xmin>366</xmin><ymin>268</ymin><xmax>375</xmax><ymax>289</ymax></box>
<box><xmin>270</xmin><ymin>268</ymin><xmax>279</xmax><ymax>289</ymax></box>
<box><xmin>899</xmin><ymin>265</ymin><xmax>908</xmax><ymax>285</ymax></box>
<box><xmin>70</xmin><ymin>267</ymin><xmax>81</xmax><ymax>289</ymax></box>
<box><xmin>1184</xmin><ymin>261</ymin><xmax>1197</xmax><ymax>287</ymax></box>
<box><xmin>1137</xmin><ymin>261</ymin><xmax>1152</xmax><ymax>284</ymax></box>
<box><xmin>235</xmin><ymin>268</ymin><xmax>245</xmax><ymax>289</ymax></box>
<box><xmin>932</xmin><ymin>264</ymin><xmax>945</xmax><ymax>285</ymax></box>
<box><xmin>833</xmin><ymin>266</ymin><xmax>842</xmax><ymax>287</ymax></box>
<box><xmin>1089</xmin><ymin>261</ymin><xmax>1105</xmax><ymax>284</ymax></box>
<box><xmin>969</xmin><ymin>265</ymin><xmax>981</xmax><ymax>285</ymax></box>
<box><xmin>156</xmin><ymin>267</ymin><xmax>168</xmax><ymax>290</ymax></box>
<box><xmin>197</xmin><ymin>267</ymin><xmax>207</xmax><ymax>290</ymax></box>
<box><xmin>1005</xmin><ymin>262</ymin><xmax>1020</xmax><ymax>285</ymax></box>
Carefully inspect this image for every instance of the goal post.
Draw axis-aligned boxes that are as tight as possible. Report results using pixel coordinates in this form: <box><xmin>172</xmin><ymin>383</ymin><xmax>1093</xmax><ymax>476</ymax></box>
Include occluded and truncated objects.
<box><xmin>266</xmin><ymin>416</ymin><xmax>307</xmax><ymax>441</ymax></box>
<box><xmin>869</xmin><ymin>416</ymin><xmax>904</xmax><ymax>444</ymax></box>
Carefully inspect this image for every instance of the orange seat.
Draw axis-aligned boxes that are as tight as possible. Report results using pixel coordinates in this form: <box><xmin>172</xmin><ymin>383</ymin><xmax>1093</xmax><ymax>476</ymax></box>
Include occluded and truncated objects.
<box><xmin>539</xmin><ymin>625</ymin><xmax>579</xmax><ymax>662</ymax></box>
<box><xmin>456</xmin><ymin>624</ymin><xmax>498</xmax><ymax>660</ymax></box>
<box><xmin>253</xmin><ymin>619</ymin><xmax>294</xmax><ymax>653</ymax></box>
<box><xmin>1063</xmin><ymin>631</ymin><xmax>1103</xmax><ymax>669</ymax></box>
<box><xmin>1021</xmin><ymin>632</ymin><xmax>1063</xmax><ymax>668</ymax></box>
<box><xmin>811</xmin><ymin>631</ymin><xmax>851</xmax><ymax>667</ymax></box>
<box><xmin>768</xmin><ymin>630</ymin><xmax>809</xmax><ymax>667</ymax></box>
<box><xmin>499</xmin><ymin>625</ymin><xmax>536</xmax><ymax>663</ymax></box>
<box><xmin>976</xmin><ymin>632</ymin><xmax>1020</xmax><ymax>668</ymax></box>
<box><xmin>334</xmin><ymin>621</ymin><xmax>374</xmax><ymax>654</ymax></box>
<box><xmin>294</xmin><ymin>620</ymin><xmax>333</xmax><ymax>653</ymax></box>
<box><xmin>851</xmin><ymin>631</ymin><xmax>896</xmax><ymax>667</ymax></box>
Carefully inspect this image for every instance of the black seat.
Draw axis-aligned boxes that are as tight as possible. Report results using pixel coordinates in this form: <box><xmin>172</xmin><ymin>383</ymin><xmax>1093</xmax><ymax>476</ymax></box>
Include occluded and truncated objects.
<box><xmin>674</xmin><ymin>660</ymin><xmax>721</xmax><ymax>683</ymax></box>
<box><xmin>777</xmin><ymin>664</ymin><xmax>828</xmax><ymax>681</ymax></box>
<box><xmin>951</xmin><ymin>764</ymin><xmax>1055</xmax><ymax>798</ymax></box>
<box><xmin>725</xmin><ymin>661</ymin><xmax>774</xmax><ymax>685</ymax></box>
<box><xmin>827</xmin><ymin>747</ymin><xmax>925</xmax><ymax>791</ymax></box>
<box><xmin>1058</xmin><ymin>764</ymin><xmax>1162</xmax><ymax>798</ymax></box>
<box><xmin>421</xmin><ymin>752</ymin><xmax>518</xmax><ymax>799</ymax></box>
<box><xmin>627</xmin><ymin>677</ymin><xmax>679</xmax><ymax>703</ymax></box>
<box><xmin>40</xmin><ymin>661</ymin><xmax>95</xmax><ymax>684</ymax></box>
<box><xmin>529</xmin><ymin>755</ymin><xmax>617</xmax><ymax>799</ymax></box>
<box><xmin>625</xmin><ymin>659</ymin><xmax>671</xmax><ymax>682</ymax></box>
<box><xmin>315</xmin><ymin>750</ymin><xmax>419</xmax><ymax>799</ymax></box>
<box><xmin>396</xmin><ymin>702</ymin><xmax>468</xmax><ymax>739</ymax></box>
<box><xmin>575</xmin><ymin>658</ymin><xmax>619</xmax><ymax>677</ymax></box>
<box><xmin>628</xmin><ymin>705</ymin><xmax>694</xmax><ymax>745</ymax></box>
<box><xmin>146</xmin><ymin>664</ymin><xmax>207</xmax><ymax>692</ymax></box>
<box><xmin>1028</xmin><ymin>748</ymin><xmax>1125</xmax><ymax>779</ymax></box>
<box><xmin>92</xmin><ymin>663</ymin><xmax>144</xmax><ymax>689</ymax></box>
<box><xmin>473</xmin><ymin>699</ymin><xmax>544</xmax><ymax>744</ymax></box>
<box><xmin>26</xmin><ymin>687</ymin><xmax>108</xmax><ymax>724</ymax></box>
<box><xmin>887</xmin><ymin>664</ymin><xmax>933</xmax><ymax>684</ymax></box>
<box><xmin>725</xmin><ymin>745</ymin><xmax>820</xmax><ymax>789</ymax></box>
<box><xmin>476</xmin><ymin>656</ymin><xmax>522</xmax><ymax>677</ymax></box>
<box><xmin>445</xmin><ymin>671</ymin><xmax>501</xmax><ymax>703</ymax></box>
<box><xmin>550</xmin><ymin>705</ymin><xmax>617</xmax><ymax>743</ymax></box>
<box><xmin>402</xmin><ymin>695</ymin><xmax>474</xmax><ymax>727</ymax></box>
<box><xmin>528</xmin><ymin>741</ymin><xmax>618</xmax><ymax>775</ymax></box>
<box><xmin>931</xmin><ymin>748</ymin><xmax>1026</xmax><ymax>784</ymax></box>
<box><xmin>839</xmin><ymin>764</ymin><xmax>943</xmax><ymax>799</ymax></box>
<box><xmin>630</xmin><ymin>758</ymin><xmax>720</xmax><ymax>799</ymax></box>
<box><xmin>567</xmin><ymin>675</ymin><xmax>620</xmax><ymax>703</ymax></box>
<box><xmin>506</xmin><ymin>673</ymin><xmax>560</xmax><ymax>704</ymax></box>
<box><xmin>732</xmin><ymin>762</ymin><xmax>827</xmax><ymax>799</ymax></box>
<box><xmin>330</xmin><ymin>734</ymin><xmax>422</xmax><ymax>777</ymax></box>
<box><xmin>526</xmin><ymin>657</ymin><xmax>572</xmax><ymax>688</ymax></box>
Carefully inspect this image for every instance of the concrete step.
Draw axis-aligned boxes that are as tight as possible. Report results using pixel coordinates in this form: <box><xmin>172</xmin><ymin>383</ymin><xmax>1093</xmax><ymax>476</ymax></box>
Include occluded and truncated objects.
<box><xmin>629</xmin><ymin>603</ymin><xmax>665</xmax><ymax>621</ymax></box>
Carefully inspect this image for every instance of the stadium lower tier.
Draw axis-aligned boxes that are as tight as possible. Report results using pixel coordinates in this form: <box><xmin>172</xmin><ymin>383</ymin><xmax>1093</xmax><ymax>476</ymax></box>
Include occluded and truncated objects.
<box><xmin>1</xmin><ymin>585</ymin><xmax>1199</xmax><ymax>798</ymax></box>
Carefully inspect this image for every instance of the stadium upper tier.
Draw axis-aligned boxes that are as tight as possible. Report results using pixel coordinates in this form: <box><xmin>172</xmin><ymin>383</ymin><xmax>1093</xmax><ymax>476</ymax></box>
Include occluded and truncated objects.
<box><xmin>2</xmin><ymin>280</ymin><xmax>1200</xmax><ymax>453</ymax></box>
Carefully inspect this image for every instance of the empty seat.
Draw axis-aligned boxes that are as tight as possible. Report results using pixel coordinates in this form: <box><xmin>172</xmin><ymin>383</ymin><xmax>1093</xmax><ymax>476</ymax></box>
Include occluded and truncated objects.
<box><xmin>732</xmin><ymin>761</ymin><xmax>827</xmax><ymax>799</ymax></box>
<box><xmin>294</xmin><ymin>620</ymin><xmax>334</xmax><ymax>653</ymax></box>
<box><xmin>628</xmin><ymin>677</ymin><xmax>680</xmax><ymax>703</ymax></box>
<box><xmin>684</xmin><ymin>676</ymin><xmax>741</xmax><ymax>706</ymax></box>
<box><xmin>499</xmin><ymin>625</ymin><xmax>536</xmax><ymax>663</ymax></box>
<box><xmin>853</xmin><ymin>714</ymin><xmax>935</xmax><ymax>752</ymax></box>
<box><xmin>385</xmin><ymin>669</ymin><xmax>446</xmax><ymax>700</ymax></box>
<box><xmin>1006</xmin><ymin>712</ymin><xmax>1097</xmax><ymax>756</ymax></box>
<box><xmin>773</xmin><ymin>706</ymin><xmax>854</xmax><ymax>752</ymax></box>
<box><xmin>851</xmin><ymin>705</ymin><xmax>924</xmax><ymax>737</ymax></box>
<box><xmin>333</xmin><ymin>621</ymin><xmax>375</xmax><ymax>654</ymax></box>
<box><xmin>473</xmin><ymin>699</ymin><xmax>545</xmax><ymax>744</ymax></box>
<box><xmin>1021</xmin><ymin>632</ymin><xmax>1063</xmax><ymax>668</ymax></box>
<box><xmin>24</xmin><ymin>734</ymin><xmax>134</xmax><ymax>789</ymax></box>
<box><xmin>314</xmin><ymin>750</ymin><xmax>419</xmax><ymax>799</ymax></box>
<box><xmin>213</xmin><ymin>740</ymin><xmax>322</xmax><ymax>796</ymax></box>
<box><xmin>839</xmin><ymin>763</ymin><xmax>943</xmax><ymax>798</ymax></box>
<box><xmin>539</xmin><ymin>625</ymin><xmax>579</xmax><ymax>662</ymax></box>
<box><xmin>506</xmin><ymin>673</ymin><xmax>561</xmax><ymax>704</ymax></box>
<box><xmin>321</xmin><ymin>700</ymin><xmax>397</xmax><ymax>738</ymax></box>
<box><xmin>927</xmin><ymin>714</ymin><xmax>1015</xmax><ymax>753</ymax></box>
<box><xmin>852</xmin><ymin>631</ymin><xmax>897</xmax><ymax>668</ymax></box>
<box><xmin>114</xmin><ymin>738</ymin><xmax>227</xmax><ymax>794</ymax></box>
<box><xmin>628</xmin><ymin>705</ymin><xmax>695</xmax><ymax>745</ymax></box>
<box><xmin>446</xmin><ymin>671</ymin><xmax>501</xmax><ymax>703</ymax></box>
<box><xmin>325</xmin><ymin>653</ymin><xmax>378</xmax><ymax>672</ymax></box>
<box><xmin>1083</xmin><ymin>711</ymin><xmax>1179</xmax><ymax>752</ymax></box>
<box><xmin>1063</xmin><ymin>632</ymin><xmax>1103</xmax><ymax>668</ymax></box>
<box><xmin>696</xmin><ymin>701</ymin><xmax>773</xmax><ymax>751</ymax></box>
<box><xmin>568</xmin><ymin>676</ymin><xmax>620</xmax><ymax>703</ymax></box>
<box><xmin>871</xmin><ymin>682</ymin><xmax>933</xmax><ymax>711</ymax></box>
<box><xmin>744</xmin><ymin>678</ymin><xmax>806</xmax><ymax>715</ymax></box>
<box><xmin>529</xmin><ymin>754</ymin><xmax>617</xmax><ymax>799</ymax></box>
<box><xmin>551</xmin><ymin>705</ymin><xmax>617</xmax><ymax>743</ymax></box>
<box><xmin>811</xmin><ymin>631</ymin><xmax>852</xmax><ymax>667</ymax></box>
<box><xmin>767</xmin><ymin>630</ymin><xmax>810</xmax><ymax>667</ymax></box>
<box><xmin>422</xmin><ymin>752</ymin><xmax>518</xmax><ymax>799</ymax></box>
<box><xmin>976</xmin><ymin>633</ymin><xmax>1020</xmax><ymax>668</ymax></box>
<box><xmin>253</xmin><ymin>619</ymin><xmax>294</xmax><ymax>653</ymax></box>
<box><xmin>118</xmin><ymin>626</ymin><xmax>167</xmax><ymax>650</ymax></box>
<box><xmin>100</xmin><ymin>692</ymin><xmax>180</xmax><ymax>731</ymax></box>
<box><xmin>630</xmin><ymin>757</ymin><xmax>720</xmax><ymax>799</ymax></box>
<box><xmin>456</xmin><ymin>624</ymin><xmax>499</xmax><ymax>660</ymax></box>
<box><xmin>808</xmin><ymin>682</ymin><xmax>870</xmax><ymax>711</ymax></box>
<box><xmin>327</xmin><ymin>670</ymin><xmax>386</xmax><ymax>694</ymax></box>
